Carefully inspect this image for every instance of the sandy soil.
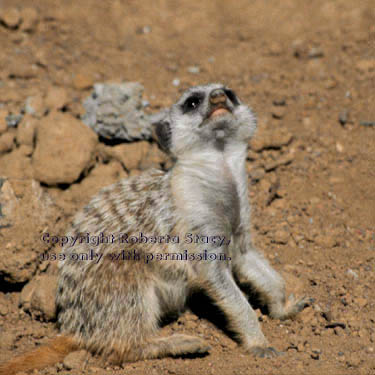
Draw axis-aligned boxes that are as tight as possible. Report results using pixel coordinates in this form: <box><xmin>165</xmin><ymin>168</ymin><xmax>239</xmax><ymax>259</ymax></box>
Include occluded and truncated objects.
<box><xmin>0</xmin><ymin>1</ymin><xmax>374</xmax><ymax>374</ymax></box>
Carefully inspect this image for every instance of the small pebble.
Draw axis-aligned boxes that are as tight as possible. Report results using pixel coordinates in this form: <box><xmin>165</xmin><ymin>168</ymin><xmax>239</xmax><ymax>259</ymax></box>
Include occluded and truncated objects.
<box><xmin>6</xmin><ymin>114</ymin><xmax>23</xmax><ymax>127</ymax></box>
<box><xmin>271</xmin><ymin>105</ymin><xmax>286</xmax><ymax>119</ymax></box>
<box><xmin>347</xmin><ymin>269</ymin><xmax>359</xmax><ymax>279</ymax></box>
<box><xmin>360</xmin><ymin>121</ymin><xmax>375</xmax><ymax>127</ymax></box>
<box><xmin>187</xmin><ymin>66</ymin><xmax>200</xmax><ymax>74</ymax></box>
<box><xmin>308</xmin><ymin>47</ymin><xmax>324</xmax><ymax>59</ymax></box>
<box><xmin>339</xmin><ymin>110</ymin><xmax>349</xmax><ymax>126</ymax></box>
<box><xmin>172</xmin><ymin>78</ymin><xmax>180</xmax><ymax>87</ymax></box>
<box><xmin>0</xmin><ymin>8</ymin><xmax>21</xmax><ymax>29</ymax></box>
<box><xmin>336</xmin><ymin>142</ymin><xmax>344</xmax><ymax>153</ymax></box>
<box><xmin>142</xmin><ymin>25</ymin><xmax>151</xmax><ymax>34</ymax></box>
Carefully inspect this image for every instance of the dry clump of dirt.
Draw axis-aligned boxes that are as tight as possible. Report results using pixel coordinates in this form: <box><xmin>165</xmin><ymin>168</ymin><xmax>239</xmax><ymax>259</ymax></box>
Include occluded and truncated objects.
<box><xmin>0</xmin><ymin>0</ymin><xmax>374</xmax><ymax>375</ymax></box>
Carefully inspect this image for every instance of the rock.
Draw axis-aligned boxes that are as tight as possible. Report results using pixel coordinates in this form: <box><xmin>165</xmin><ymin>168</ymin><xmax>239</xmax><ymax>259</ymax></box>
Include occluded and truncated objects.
<box><xmin>311</xmin><ymin>348</ymin><xmax>321</xmax><ymax>360</ymax></box>
<box><xmin>0</xmin><ymin>109</ymin><xmax>7</xmax><ymax>134</ymax></box>
<box><xmin>308</xmin><ymin>47</ymin><xmax>324</xmax><ymax>59</ymax></box>
<box><xmin>82</xmin><ymin>82</ymin><xmax>152</xmax><ymax>141</ymax></box>
<box><xmin>281</xmin><ymin>271</ymin><xmax>305</xmax><ymax>300</ymax></box>
<box><xmin>136</xmin><ymin>25</ymin><xmax>151</xmax><ymax>34</ymax></box>
<box><xmin>0</xmin><ymin>148</ymin><xmax>33</xmax><ymax>179</ymax></box>
<box><xmin>360</xmin><ymin>120</ymin><xmax>375</xmax><ymax>127</ymax></box>
<box><xmin>34</xmin><ymin>49</ymin><xmax>48</xmax><ymax>67</ymax></box>
<box><xmin>32</xmin><ymin>112</ymin><xmax>98</xmax><ymax>185</ymax></box>
<box><xmin>0</xmin><ymin>132</ymin><xmax>15</xmax><ymax>153</ymax></box>
<box><xmin>66</xmin><ymin>161</ymin><xmax>127</xmax><ymax>206</ymax></box>
<box><xmin>73</xmin><ymin>73</ymin><xmax>94</xmax><ymax>90</ymax></box>
<box><xmin>0</xmin><ymin>297</ymin><xmax>8</xmax><ymax>315</ymax></box>
<box><xmin>346</xmin><ymin>269</ymin><xmax>359</xmax><ymax>279</ymax></box>
<box><xmin>0</xmin><ymin>8</ymin><xmax>21</xmax><ymax>29</ymax></box>
<box><xmin>273</xmin><ymin>229</ymin><xmax>290</xmax><ymax>244</ymax></box>
<box><xmin>339</xmin><ymin>110</ymin><xmax>349</xmax><ymax>126</ymax></box>
<box><xmin>271</xmin><ymin>106</ymin><xmax>286</xmax><ymax>119</ymax></box>
<box><xmin>249</xmin><ymin>138</ymin><xmax>265</xmax><ymax>152</ymax></box>
<box><xmin>353</xmin><ymin>297</ymin><xmax>367</xmax><ymax>308</ymax></box>
<box><xmin>8</xmin><ymin>64</ymin><xmax>38</xmax><ymax>79</ymax></box>
<box><xmin>19</xmin><ymin>7</ymin><xmax>39</xmax><ymax>32</ymax></box>
<box><xmin>187</xmin><ymin>66</ymin><xmax>200</xmax><ymax>74</ymax></box>
<box><xmin>138</xmin><ymin>142</ymin><xmax>168</xmax><ymax>170</ymax></box>
<box><xmin>336</xmin><ymin>142</ymin><xmax>344</xmax><ymax>153</ymax></box>
<box><xmin>315</xmin><ymin>235</ymin><xmax>337</xmax><ymax>248</ymax></box>
<box><xmin>45</xmin><ymin>86</ymin><xmax>69</xmax><ymax>110</ymax></box>
<box><xmin>0</xmin><ymin>178</ymin><xmax>62</xmax><ymax>283</ymax></box>
<box><xmin>325</xmin><ymin>78</ymin><xmax>337</xmax><ymax>89</ymax></box>
<box><xmin>268</xmin><ymin>42</ymin><xmax>283</xmax><ymax>56</ymax></box>
<box><xmin>104</xmin><ymin>141</ymin><xmax>151</xmax><ymax>171</ymax></box>
<box><xmin>63</xmin><ymin>350</ymin><xmax>88</xmax><ymax>370</ymax></box>
<box><xmin>19</xmin><ymin>281</ymin><xmax>34</xmax><ymax>310</ymax></box>
<box><xmin>6</xmin><ymin>113</ymin><xmax>23</xmax><ymax>127</ymax></box>
<box><xmin>247</xmin><ymin>149</ymin><xmax>258</xmax><ymax>161</ymax></box>
<box><xmin>292</xmin><ymin>39</ymin><xmax>308</xmax><ymax>59</ymax></box>
<box><xmin>299</xmin><ymin>306</ymin><xmax>315</xmax><ymax>324</ymax></box>
<box><xmin>20</xmin><ymin>275</ymin><xmax>57</xmax><ymax>320</ymax></box>
<box><xmin>0</xmin><ymin>331</ymin><xmax>15</xmax><ymax>350</ymax></box>
<box><xmin>248</xmin><ymin>167</ymin><xmax>265</xmax><ymax>182</ymax></box>
<box><xmin>250</xmin><ymin>131</ymin><xmax>293</xmax><ymax>152</ymax></box>
<box><xmin>16</xmin><ymin>115</ymin><xmax>37</xmax><ymax>146</ymax></box>
<box><xmin>326</xmin><ymin>322</ymin><xmax>346</xmax><ymax>330</ymax></box>
<box><xmin>25</xmin><ymin>95</ymin><xmax>46</xmax><ymax>118</ymax></box>
<box><xmin>273</xmin><ymin>96</ymin><xmax>286</xmax><ymax>106</ymax></box>
<box><xmin>264</xmin><ymin>153</ymin><xmax>294</xmax><ymax>172</ymax></box>
<box><xmin>356</xmin><ymin>59</ymin><xmax>375</xmax><ymax>72</ymax></box>
<box><xmin>347</xmin><ymin>353</ymin><xmax>361</xmax><ymax>368</ymax></box>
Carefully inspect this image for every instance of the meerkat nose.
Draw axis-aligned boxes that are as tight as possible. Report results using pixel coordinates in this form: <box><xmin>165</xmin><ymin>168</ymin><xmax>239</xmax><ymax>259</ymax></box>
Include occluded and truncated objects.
<box><xmin>210</xmin><ymin>89</ymin><xmax>226</xmax><ymax>105</ymax></box>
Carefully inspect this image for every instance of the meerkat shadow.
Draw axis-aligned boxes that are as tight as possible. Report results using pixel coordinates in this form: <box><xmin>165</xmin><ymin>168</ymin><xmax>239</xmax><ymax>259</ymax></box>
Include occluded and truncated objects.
<box><xmin>186</xmin><ymin>287</ymin><xmax>266</xmax><ymax>344</ymax></box>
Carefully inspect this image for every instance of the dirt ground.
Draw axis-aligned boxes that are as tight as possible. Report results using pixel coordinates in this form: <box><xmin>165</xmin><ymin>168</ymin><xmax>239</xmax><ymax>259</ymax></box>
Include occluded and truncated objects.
<box><xmin>0</xmin><ymin>0</ymin><xmax>374</xmax><ymax>374</ymax></box>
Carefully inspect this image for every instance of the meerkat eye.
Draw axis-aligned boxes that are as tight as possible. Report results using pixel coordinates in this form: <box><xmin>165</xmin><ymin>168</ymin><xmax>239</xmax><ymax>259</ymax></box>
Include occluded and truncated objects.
<box><xmin>182</xmin><ymin>95</ymin><xmax>203</xmax><ymax>113</ymax></box>
<box><xmin>224</xmin><ymin>89</ymin><xmax>240</xmax><ymax>106</ymax></box>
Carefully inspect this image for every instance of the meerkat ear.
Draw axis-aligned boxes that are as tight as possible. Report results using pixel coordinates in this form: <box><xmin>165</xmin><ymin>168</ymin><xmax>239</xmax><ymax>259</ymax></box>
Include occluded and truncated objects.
<box><xmin>151</xmin><ymin>113</ymin><xmax>172</xmax><ymax>153</ymax></box>
<box><xmin>154</xmin><ymin>120</ymin><xmax>172</xmax><ymax>153</ymax></box>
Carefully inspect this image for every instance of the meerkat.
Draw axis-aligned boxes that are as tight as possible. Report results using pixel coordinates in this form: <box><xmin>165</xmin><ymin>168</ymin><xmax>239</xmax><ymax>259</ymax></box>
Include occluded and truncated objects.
<box><xmin>0</xmin><ymin>84</ymin><xmax>310</xmax><ymax>374</ymax></box>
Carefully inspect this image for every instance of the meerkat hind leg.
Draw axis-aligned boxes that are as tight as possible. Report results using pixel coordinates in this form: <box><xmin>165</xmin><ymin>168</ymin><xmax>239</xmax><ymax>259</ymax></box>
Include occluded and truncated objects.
<box><xmin>234</xmin><ymin>249</ymin><xmax>311</xmax><ymax>320</ymax></box>
<box><xmin>141</xmin><ymin>334</ymin><xmax>211</xmax><ymax>359</ymax></box>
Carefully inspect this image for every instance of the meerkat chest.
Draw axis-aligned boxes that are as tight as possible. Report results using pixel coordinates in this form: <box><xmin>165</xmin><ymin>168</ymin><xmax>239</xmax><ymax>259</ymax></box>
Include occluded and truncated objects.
<box><xmin>171</xmin><ymin>154</ymin><xmax>241</xmax><ymax>234</ymax></box>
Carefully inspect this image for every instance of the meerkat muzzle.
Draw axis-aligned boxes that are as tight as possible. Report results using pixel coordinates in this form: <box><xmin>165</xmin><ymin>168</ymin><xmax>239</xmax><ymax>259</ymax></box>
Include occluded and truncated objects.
<box><xmin>210</xmin><ymin>108</ymin><xmax>230</xmax><ymax>117</ymax></box>
<box><xmin>209</xmin><ymin>89</ymin><xmax>231</xmax><ymax>117</ymax></box>
<box><xmin>210</xmin><ymin>88</ymin><xmax>227</xmax><ymax>105</ymax></box>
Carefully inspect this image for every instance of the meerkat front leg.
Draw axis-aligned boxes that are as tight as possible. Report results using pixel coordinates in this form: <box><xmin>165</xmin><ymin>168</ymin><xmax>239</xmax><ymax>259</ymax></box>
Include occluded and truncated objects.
<box><xmin>232</xmin><ymin>239</ymin><xmax>310</xmax><ymax>320</ymax></box>
<box><xmin>195</xmin><ymin>260</ymin><xmax>280</xmax><ymax>358</ymax></box>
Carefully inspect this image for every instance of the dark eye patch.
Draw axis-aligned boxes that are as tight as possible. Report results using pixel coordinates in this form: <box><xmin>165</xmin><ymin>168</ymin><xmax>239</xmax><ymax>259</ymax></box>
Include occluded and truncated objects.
<box><xmin>224</xmin><ymin>89</ymin><xmax>240</xmax><ymax>106</ymax></box>
<box><xmin>182</xmin><ymin>93</ymin><xmax>204</xmax><ymax>113</ymax></box>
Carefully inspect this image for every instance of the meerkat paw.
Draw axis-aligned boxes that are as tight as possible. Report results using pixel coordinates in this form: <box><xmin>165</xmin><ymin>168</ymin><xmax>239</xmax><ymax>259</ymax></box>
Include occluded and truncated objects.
<box><xmin>285</xmin><ymin>294</ymin><xmax>313</xmax><ymax>316</ymax></box>
<box><xmin>249</xmin><ymin>346</ymin><xmax>283</xmax><ymax>358</ymax></box>
<box><xmin>268</xmin><ymin>294</ymin><xmax>313</xmax><ymax>320</ymax></box>
<box><xmin>279</xmin><ymin>294</ymin><xmax>313</xmax><ymax>320</ymax></box>
<box><xmin>170</xmin><ymin>335</ymin><xmax>211</xmax><ymax>355</ymax></box>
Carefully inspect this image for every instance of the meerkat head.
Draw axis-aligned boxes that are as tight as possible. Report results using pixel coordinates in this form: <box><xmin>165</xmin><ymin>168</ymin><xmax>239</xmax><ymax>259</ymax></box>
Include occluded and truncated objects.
<box><xmin>153</xmin><ymin>83</ymin><xmax>256</xmax><ymax>157</ymax></box>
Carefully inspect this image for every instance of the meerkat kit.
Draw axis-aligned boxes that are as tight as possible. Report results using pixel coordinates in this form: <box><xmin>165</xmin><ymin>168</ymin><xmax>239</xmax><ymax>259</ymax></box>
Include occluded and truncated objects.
<box><xmin>0</xmin><ymin>84</ymin><xmax>310</xmax><ymax>374</ymax></box>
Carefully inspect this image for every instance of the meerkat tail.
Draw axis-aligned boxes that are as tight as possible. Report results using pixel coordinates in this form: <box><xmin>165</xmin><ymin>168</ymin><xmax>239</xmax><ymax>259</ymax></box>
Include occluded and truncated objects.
<box><xmin>0</xmin><ymin>335</ymin><xmax>78</xmax><ymax>375</ymax></box>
